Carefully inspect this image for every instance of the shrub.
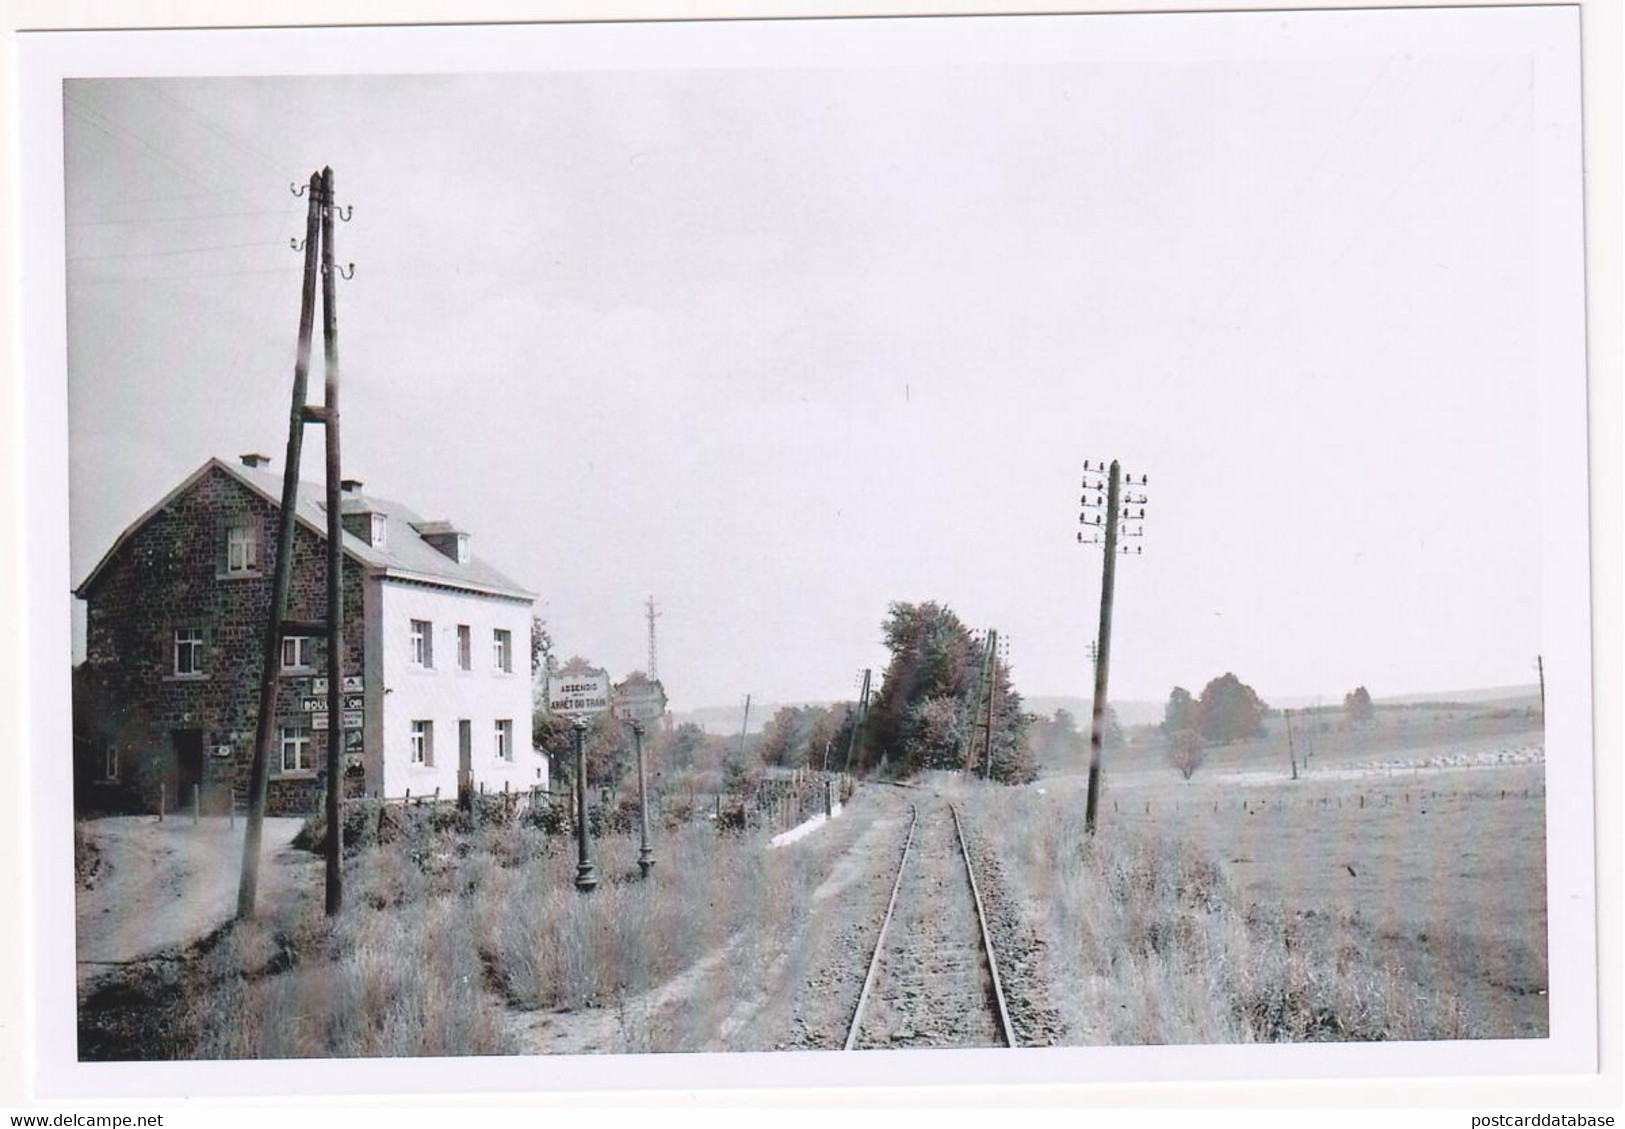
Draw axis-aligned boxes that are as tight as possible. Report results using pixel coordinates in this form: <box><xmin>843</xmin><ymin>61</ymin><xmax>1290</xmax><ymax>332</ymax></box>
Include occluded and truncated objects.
<box><xmin>1165</xmin><ymin>729</ymin><xmax>1206</xmax><ymax>781</ymax></box>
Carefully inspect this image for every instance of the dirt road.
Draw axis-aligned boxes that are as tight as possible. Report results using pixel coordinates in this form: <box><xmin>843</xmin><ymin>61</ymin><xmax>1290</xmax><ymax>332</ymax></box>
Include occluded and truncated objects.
<box><xmin>76</xmin><ymin>815</ymin><xmax>310</xmax><ymax>992</ymax></box>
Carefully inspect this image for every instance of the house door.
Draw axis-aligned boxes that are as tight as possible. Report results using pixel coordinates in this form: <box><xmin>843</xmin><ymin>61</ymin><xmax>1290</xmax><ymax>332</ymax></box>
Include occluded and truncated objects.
<box><xmin>172</xmin><ymin>728</ymin><xmax>204</xmax><ymax>810</ymax></box>
<box><xmin>458</xmin><ymin>720</ymin><xmax>473</xmax><ymax>799</ymax></box>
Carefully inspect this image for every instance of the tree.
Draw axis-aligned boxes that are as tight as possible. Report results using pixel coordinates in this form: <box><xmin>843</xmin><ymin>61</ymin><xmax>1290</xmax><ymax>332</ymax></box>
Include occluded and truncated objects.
<box><xmin>530</xmin><ymin>617</ymin><xmax>555</xmax><ymax>676</ymax></box>
<box><xmin>1194</xmin><ymin>673</ymin><xmax>1268</xmax><ymax>744</ymax></box>
<box><xmin>1161</xmin><ymin>686</ymin><xmax>1198</xmax><ymax>735</ymax></box>
<box><xmin>1165</xmin><ymin>729</ymin><xmax>1206</xmax><ymax>780</ymax></box>
<box><xmin>861</xmin><ymin>601</ymin><xmax>1031</xmax><ymax>782</ymax></box>
<box><xmin>660</xmin><ymin>722</ymin><xmax>707</xmax><ymax>772</ymax></box>
<box><xmin>908</xmin><ymin>697</ymin><xmax>971</xmax><ymax>771</ymax></box>
<box><xmin>1344</xmin><ymin>685</ymin><xmax>1376</xmax><ymax>726</ymax></box>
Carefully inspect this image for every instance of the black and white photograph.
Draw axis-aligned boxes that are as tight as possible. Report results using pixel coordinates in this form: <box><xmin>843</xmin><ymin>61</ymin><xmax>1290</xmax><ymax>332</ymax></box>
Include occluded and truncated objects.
<box><xmin>8</xmin><ymin>0</ymin><xmax>1607</xmax><ymax>1102</ymax></box>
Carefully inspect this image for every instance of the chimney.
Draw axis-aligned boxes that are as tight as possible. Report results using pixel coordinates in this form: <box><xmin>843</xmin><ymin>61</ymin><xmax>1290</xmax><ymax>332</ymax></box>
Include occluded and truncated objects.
<box><xmin>341</xmin><ymin>478</ymin><xmax>364</xmax><ymax>494</ymax></box>
<box><xmin>239</xmin><ymin>453</ymin><xmax>272</xmax><ymax>469</ymax></box>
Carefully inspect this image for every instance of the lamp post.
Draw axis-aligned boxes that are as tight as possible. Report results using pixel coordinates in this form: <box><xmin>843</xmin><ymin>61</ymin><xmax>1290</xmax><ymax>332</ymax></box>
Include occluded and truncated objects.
<box><xmin>632</xmin><ymin>719</ymin><xmax>655</xmax><ymax>878</ymax></box>
<box><xmin>572</xmin><ymin>717</ymin><xmax>598</xmax><ymax>892</ymax></box>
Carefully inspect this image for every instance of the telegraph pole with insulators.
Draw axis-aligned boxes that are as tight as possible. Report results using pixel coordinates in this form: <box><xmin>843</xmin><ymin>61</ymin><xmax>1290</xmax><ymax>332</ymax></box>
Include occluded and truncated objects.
<box><xmin>1078</xmin><ymin>458</ymin><xmax>1147</xmax><ymax>834</ymax></box>
<box><xmin>237</xmin><ymin>171</ymin><xmax>322</xmax><ymax>919</ymax></box>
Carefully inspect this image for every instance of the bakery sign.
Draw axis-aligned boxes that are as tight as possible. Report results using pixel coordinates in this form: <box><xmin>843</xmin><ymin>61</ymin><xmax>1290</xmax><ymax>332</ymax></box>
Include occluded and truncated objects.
<box><xmin>546</xmin><ymin>671</ymin><xmax>611</xmax><ymax>718</ymax></box>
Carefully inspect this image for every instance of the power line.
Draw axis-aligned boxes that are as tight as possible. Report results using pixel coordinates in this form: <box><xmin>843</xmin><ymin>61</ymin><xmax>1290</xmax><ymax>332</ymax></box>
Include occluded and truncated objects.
<box><xmin>70</xmin><ymin>209</ymin><xmax>292</xmax><ymax>227</ymax></box>
<box><xmin>71</xmin><ymin>266</ymin><xmax>302</xmax><ymax>286</ymax></box>
<box><xmin>69</xmin><ymin>238</ymin><xmax>285</xmax><ymax>263</ymax></box>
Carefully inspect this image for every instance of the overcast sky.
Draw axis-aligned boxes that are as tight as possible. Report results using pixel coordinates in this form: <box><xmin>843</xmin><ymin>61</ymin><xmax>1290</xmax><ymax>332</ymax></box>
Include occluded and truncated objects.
<box><xmin>63</xmin><ymin>30</ymin><xmax>1555</xmax><ymax>710</ymax></box>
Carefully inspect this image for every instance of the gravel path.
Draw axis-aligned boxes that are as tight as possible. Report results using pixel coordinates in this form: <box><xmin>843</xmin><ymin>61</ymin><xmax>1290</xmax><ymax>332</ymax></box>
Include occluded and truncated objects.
<box><xmin>75</xmin><ymin>815</ymin><xmax>310</xmax><ymax>994</ymax></box>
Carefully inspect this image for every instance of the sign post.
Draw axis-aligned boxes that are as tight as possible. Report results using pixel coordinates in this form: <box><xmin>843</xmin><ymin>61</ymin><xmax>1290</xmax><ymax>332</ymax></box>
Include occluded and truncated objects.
<box><xmin>547</xmin><ymin>670</ymin><xmax>612</xmax><ymax>894</ymax></box>
<box><xmin>613</xmin><ymin>676</ymin><xmax>666</xmax><ymax>880</ymax></box>
<box><xmin>631</xmin><ymin>721</ymin><xmax>654</xmax><ymax>878</ymax></box>
<box><xmin>571</xmin><ymin>718</ymin><xmax>597</xmax><ymax>892</ymax></box>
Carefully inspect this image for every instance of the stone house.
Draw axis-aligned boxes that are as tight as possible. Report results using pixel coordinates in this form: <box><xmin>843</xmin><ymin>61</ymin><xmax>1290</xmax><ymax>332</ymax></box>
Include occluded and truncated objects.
<box><xmin>73</xmin><ymin>454</ymin><xmax>546</xmax><ymax>815</ymax></box>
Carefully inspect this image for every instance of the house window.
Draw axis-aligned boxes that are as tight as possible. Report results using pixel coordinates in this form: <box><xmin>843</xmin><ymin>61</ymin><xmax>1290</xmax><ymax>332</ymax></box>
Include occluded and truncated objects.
<box><xmin>281</xmin><ymin>636</ymin><xmax>312</xmax><ymax>671</ymax></box>
<box><xmin>495</xmin><ymin>719</ymin><xmax>513</xmax><ymax>762</ymax></box>
<box><xmin>225</xmin><ymin>523</ymin><xmax>259</xmax><ymax>573</ymax></box>
<box><xmin>279</xmin><ymin>725</ymin><xmax>311</xmax><ymax>774</ymax></box>
<box><xmin>103</xmin><ymin>744</ymin><xmax>118</xmax><ymax>782</ymax></box>
<box><xmin>457</xmin><ymin>625</ymin><xmax>472</xmax><ymax>671</ymax></box>
<box><xmin>411</xmin><ymin>720</ymin><xmax>434</xmax><ymax>766</ymax></box>
<box><xmin>174</xmin><ymin>628</ymin><xmax>205</xmax><ymax>675</ymax></box>
<box><xmin>493</xmin><ymin>628</ymin><xmax>512</xmax><ymax>673</ymax></box>
<box><xmin>370</xmin><ymin>512</ymin><xmax>387</xmax><ymax>550</ymax></box>
<box><xmin>410</xmin><ymin>619</ymin><xmax>433</xmax><ymax>668</ymax></box>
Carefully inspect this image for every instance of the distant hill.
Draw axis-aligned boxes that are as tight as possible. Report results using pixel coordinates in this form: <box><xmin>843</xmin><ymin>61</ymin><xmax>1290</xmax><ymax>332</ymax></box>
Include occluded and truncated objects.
<box><xmin>669</xmin><ymin>701</ymin><xmax>841</xmax><ymax>736</ymax></box>
<box><xmin>673</xmin><ymin>683</ymin><xmax>1541</xmax><ymax>737</ymax></box>
<box><xmin>1023</xmin><ymin>696</ymin><xmax>1164</xmax><ymax>727</ymax></box>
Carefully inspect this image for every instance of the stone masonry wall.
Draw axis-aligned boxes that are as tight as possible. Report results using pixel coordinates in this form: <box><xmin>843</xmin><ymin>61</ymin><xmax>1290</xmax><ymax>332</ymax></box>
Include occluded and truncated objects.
<box><xmin>75</xmin><ymin>465</ymin><xmax>367</xmax><ymax>816</ymax></box>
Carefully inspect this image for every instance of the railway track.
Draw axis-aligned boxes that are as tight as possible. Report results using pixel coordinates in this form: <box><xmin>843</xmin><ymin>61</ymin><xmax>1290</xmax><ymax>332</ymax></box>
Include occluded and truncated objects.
<box><xmin>844</xmin><ymin>799</ymin><xmax>1016</xmax><ymax>1050</ymax></box>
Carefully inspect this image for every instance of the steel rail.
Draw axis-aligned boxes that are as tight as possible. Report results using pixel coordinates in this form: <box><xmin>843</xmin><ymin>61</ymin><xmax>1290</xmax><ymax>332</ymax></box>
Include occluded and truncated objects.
<box><xmin>951</xmin><ymin>803</ymin><xmax>1017</xmax><ymax>1048</ymax></box>
<box><xmin>843</xmin><ymin>802</ymin><xmax>918</xmax><ymax>1051</ymax></box>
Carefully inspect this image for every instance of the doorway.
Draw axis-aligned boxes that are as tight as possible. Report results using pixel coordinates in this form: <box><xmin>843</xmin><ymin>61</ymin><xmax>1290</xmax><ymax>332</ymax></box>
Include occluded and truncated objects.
<box><xmin>457</xmin><ymin>719</ymin><xmax>473</xmax><ymax>807</ymax></box>
<box><xmin>172</xmin><ymin>728</ymin><xmax>204</xmax><ymax>810</ymax></box>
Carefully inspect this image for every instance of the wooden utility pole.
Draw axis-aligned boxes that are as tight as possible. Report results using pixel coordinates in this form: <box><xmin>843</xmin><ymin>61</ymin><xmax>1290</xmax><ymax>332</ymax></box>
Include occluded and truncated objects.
<box><xmin>962</xmin><ymin>630</ymin><xmax>988</xmax><ymax>782</ymax></box>
<box><xmin>1077</xmin><ymin>458</ymin><xmax>1146</xmax><ymax>832</ymax></box>
<box><xmin>238</xmin><ymin>172</ymin><xmax>323</xmax><ymax>921</ymax></box>
<box><xmin>1083</xmin><ymin>461</ymin><xmax>1120</xmax><ymax>834</ymax></box>
<box><xmin>738</xmin><ymin>694</ymin><xmax>752</xmax><ymax>759</ymax></box>
<box><xmin>984</xmin><ymin>644</ymin><xmax>999</xmax><ymax>781</ymax></box>
<box><xmin>319</xmin><ymin>166</ymin><xmax>345</xmax><ymax>918</ymax></box>
<box><xmin>1537</xmin><ymin>654</ymin><xmax>1545</xmax><ymax>719</ymax></box>
<box><xmin>845</xmin><ymin>669</ymin><xmax>870</xmax><ymax>772</ymax></box>
<box><xmin>1285</xmin><ymin>708</ymin><xmax>1299</xmax><ymax>780</ymax></box>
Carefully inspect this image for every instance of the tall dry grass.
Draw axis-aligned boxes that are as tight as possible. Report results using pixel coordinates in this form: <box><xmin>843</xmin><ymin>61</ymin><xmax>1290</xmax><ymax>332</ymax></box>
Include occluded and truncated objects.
<box><xmin>159</xmin><ymin>808</ymin><xmax>833</xmax><ymax>1059</ymax></box>
<box><xmin>959</xmin><ymin>786</ymin><xmax>1480</xmax><ymax>1044</ymax></box>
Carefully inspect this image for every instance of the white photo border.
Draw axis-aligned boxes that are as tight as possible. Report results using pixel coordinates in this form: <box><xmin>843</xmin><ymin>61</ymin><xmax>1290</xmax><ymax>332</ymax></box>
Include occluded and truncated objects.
<box><xmin>15</xmin><ymin>5</ymin><xmax>1598</xmax><ymax>1100</ymax></box>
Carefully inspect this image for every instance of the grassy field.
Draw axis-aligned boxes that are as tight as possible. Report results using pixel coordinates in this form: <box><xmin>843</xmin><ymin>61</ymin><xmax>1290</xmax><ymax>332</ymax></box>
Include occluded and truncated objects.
<box><xmin>962</xmin><ymin>709</ymin><xmax>1548</xmax><ymax>1043</ymax></box>
<box><xmin>79</xmin><ymin>800</ymin><xmax>869</xmax><ymax>1060</ymax></box>
<box><xmin>78</xmin><ymin>709</ymin><xmax>1546</xmax><ymax>1057</ymax></box>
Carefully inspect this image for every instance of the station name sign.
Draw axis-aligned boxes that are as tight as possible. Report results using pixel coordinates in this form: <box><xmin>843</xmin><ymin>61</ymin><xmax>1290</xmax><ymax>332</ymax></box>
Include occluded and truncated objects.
<box><xmin>613</xmin><ymin>678</ymin><xmax>668</xmax><ymax>723</ymax></box>
<box><xmin>547</xmin><ymin>671</ymin><xmax>611</xmax><ymax>718</ymax></box>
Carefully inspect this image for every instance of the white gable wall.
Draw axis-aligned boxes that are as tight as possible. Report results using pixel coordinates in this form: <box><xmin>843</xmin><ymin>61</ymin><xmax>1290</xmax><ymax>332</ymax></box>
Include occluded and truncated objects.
<box><xmin>377</xmin><ymin>579</ymin><xmax>545</xmax><ymax>799</ymax></box>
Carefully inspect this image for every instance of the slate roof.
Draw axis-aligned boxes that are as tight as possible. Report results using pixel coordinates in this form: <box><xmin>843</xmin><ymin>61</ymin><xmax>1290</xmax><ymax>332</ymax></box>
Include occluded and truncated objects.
<box><xmin>76</xmin><ymin>457</ymin><xmax>535</xmax><ymax>602</ymax></box>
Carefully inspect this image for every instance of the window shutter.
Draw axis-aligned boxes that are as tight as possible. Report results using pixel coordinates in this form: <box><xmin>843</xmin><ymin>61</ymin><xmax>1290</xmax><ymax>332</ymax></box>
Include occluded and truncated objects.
<box><xmin>426</xmin><ymin>725</ymin><xmax>435</xmax><ymax>768</ymax></box>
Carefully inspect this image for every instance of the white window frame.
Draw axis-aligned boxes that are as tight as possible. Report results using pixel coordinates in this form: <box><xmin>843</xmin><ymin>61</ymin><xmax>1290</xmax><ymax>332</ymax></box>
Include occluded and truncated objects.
<box><xmin>174</xmin><ymin>628</ymin><xmax>204</xmax><ymax>676</ymax></box>
<box><xmin>493</xmin><ymin>628</ymin><xmax>512</xmax><ymax>674</ymax></box>
<box><xmin>495</xmin><ymin>719</ymin><xmax>513</xmax><ymax>762</ymax></box>
<box><xmin>411</xmin><ymin>720</ymin><xmax>434</xmax><ymax>766</ymax></box>
<box><xmin>370</xmin><ymin>512</ymin><xmax>387</xmax><ymax>549</ymax></box>
<box><xmin>410</xmin><ymin>619</ymin><xmax>433</xmax><ymax>668</ymax></box>
<box><xmin>457</xmin><ymin>624</ymin><xmax>472</xmax><ymax>671</ymax></box>
<box><xmin>281</xmin><ymin>635</ymin><xmax>312</xmax><ymax>671</ymax></box>
<box><xmin>279</xmin><ymin>724</ymin><xmax>312</xmax><ymax>774</ymax></box>
<box><xmin>225</xmin><ymin>523</ymin><xmax>258</xmax><ymax>573</ymax></box>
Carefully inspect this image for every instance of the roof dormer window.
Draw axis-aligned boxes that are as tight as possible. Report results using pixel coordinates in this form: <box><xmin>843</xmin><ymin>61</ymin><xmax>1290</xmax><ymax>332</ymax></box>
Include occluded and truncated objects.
<box><xmin>413</xmin><ymin>521</ymin><xmax>470</xmax><ymax>564</ymax></box>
